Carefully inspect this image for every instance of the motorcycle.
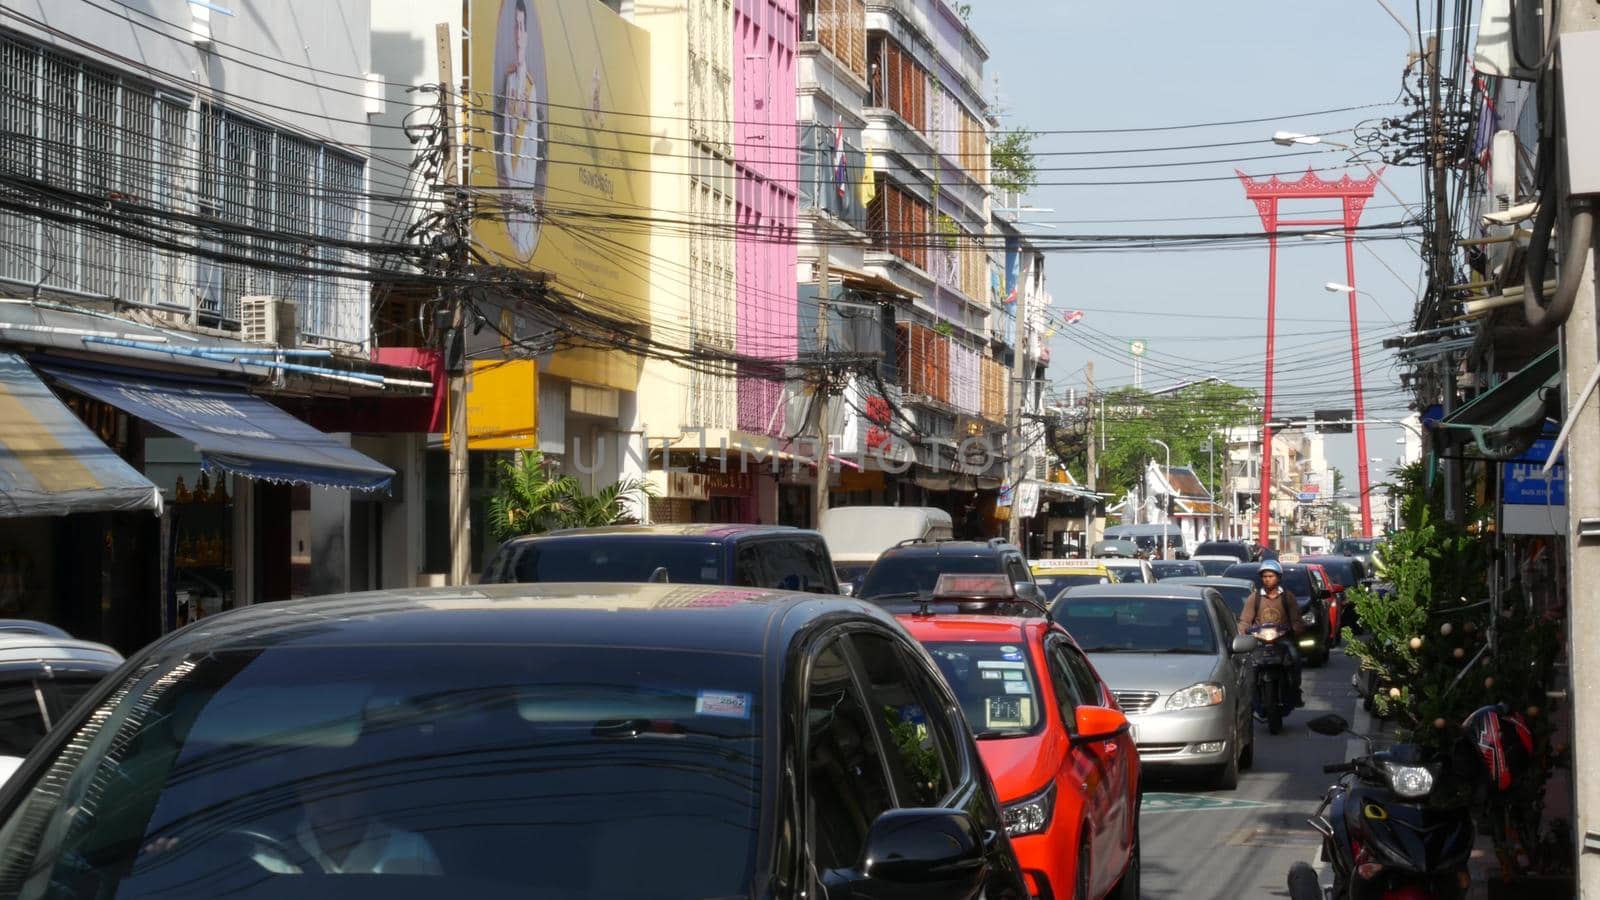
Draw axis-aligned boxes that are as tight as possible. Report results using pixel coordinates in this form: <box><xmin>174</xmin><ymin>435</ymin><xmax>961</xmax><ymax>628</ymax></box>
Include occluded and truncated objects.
<box><xmin>1248</xmin><ymin>623</ymin><xmax>1297</xmax><ymax>734</ymax></box>
<box><xmin>1286</xmin><ymin>713</ymin><xmax>1475</xmax><ymax>900</ymax></box>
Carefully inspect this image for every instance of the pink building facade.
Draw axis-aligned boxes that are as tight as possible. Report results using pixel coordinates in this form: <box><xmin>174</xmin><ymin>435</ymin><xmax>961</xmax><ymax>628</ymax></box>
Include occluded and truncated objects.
<box><xmin>734</xmin><ymin>0</ymin><xmax>798</xmax><ymax>436</ymax></box>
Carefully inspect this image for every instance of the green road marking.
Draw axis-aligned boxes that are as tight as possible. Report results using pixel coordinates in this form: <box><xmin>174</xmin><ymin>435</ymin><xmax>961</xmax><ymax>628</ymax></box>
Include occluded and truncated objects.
<box><xmin>1140</xmin><ymin>792</ymin><xmax>1275</xmax><ymax>813</ymax></box>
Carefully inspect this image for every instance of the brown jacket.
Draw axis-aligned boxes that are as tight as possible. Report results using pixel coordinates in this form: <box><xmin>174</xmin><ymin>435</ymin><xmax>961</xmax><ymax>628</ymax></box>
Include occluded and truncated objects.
<box><xmin>1237</xmin><ymin>587</ymin><xmax>1306</xmax><ymax>635</ymax></box>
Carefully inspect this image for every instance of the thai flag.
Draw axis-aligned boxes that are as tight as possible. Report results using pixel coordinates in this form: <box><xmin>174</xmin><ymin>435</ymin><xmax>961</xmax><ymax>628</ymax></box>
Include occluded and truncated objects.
<box><xmin>1062</xmin><ymin>310</ymin><xmax>1084</xmax><ymax>325</ymax></box>
<box><xmin>834</xmin><ymin>118</ymin><xmax>847</xmax><ymax>199</ymax></box>
<box><xmin>1472</xmin><ymin>79</ymin><xmax>1498</xmax><ymax>168</ymax></box>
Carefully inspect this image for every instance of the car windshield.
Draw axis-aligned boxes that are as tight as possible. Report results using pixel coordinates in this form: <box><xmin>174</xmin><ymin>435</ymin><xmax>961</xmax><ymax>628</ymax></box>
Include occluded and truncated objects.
<box><xmin>858</xmin><ymin>554</ymin><xmax>999</xmax><ymax>599</ymax></box>
<box><xmin>1150</xmin><ymin>561</ymin><xmax>1204</xmax><ymax>580</ymax></box>
<box><xmin>489</xmin><ymin>538</ymin><xmax>724</xmax><ymax>585</ymax></box>
<box><xmin>1102</xmin><ymin>563</ymin><xmax>1143</xmax><ymax>582</ymax></box>
<box><xmin>0</xmin><ymin>645</ymin><xmax>762</xmax><ymax>900</ymax></box>
<box><xmin>1034</xmin><ymin>573</ymin><xmax>1110</xmax><ymax>602</ymax></box>
<box><xmin>834</xmin><ymin>562</ymin><xmax>874</xmax><ymax>586</ymax></box>
<box><xmin>1210</xmin><ymin>584</ymin><xmax>1253</xmax><ymax>618</ymax></box>
<box><xmin>922</xmin><ymin>642</ymin><xmax>1044</xmax><ymax>738</ymax></box>
<box><xmin>1054</xmin><ymin>597</ymin><xmax>1218</xmax><ymax>654</ymax></box>
<box><xmin>1336</xmin><ymin>539</ymin><xmax>1376</xmax><ymax>555</ymax></box>
<box><xmin>1195</xmin><ymin>557</ymin><xmax>1234</xmax><ymax>576</ymax></box>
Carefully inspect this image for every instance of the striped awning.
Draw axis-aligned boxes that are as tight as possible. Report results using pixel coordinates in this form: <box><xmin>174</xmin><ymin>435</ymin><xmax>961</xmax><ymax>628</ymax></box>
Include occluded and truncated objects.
<box><xmin>0</xmin><ymin>354</ymin><xmax>162</xmax><ymax>518</ymax></box>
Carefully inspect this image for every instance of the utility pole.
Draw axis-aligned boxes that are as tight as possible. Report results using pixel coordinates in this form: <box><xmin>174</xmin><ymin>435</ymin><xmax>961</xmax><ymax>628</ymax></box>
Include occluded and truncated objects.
<box><xmin>810</xmin><ymin>234</ymin><xmax>831</xmax><ymax>530</ymax></box>
<box><xmin>1006</xmin><ymin>253</ymin><xmax>1032</xmax><ymax>549</ymax></box>
<box><xmin>1555</xmin><ymin>5</ymin><xmax>1600</xmax><ymax>893</ymax></box>
<box><xmin>436</xmin><ymin>23</ymin><xmax>471</xmax><ymax>587</ymax></box>
<box><xmin>1085</xmin><ymin>362</ymin><xmax>1097</xmax><ymax>556</ymax></box>
<box><xmin>1085</xmin><ymin>361</ymin><xmax>1097</xmax><ymax>492</ymax></box>
<box><xmin>1423</xmin><ymin>34</ymin><xmax>1463</xmax><ymax>526</ymax></box>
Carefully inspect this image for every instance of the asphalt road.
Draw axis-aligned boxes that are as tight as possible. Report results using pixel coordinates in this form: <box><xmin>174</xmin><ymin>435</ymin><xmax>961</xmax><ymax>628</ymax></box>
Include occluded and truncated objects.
<box><xmin>1137</xmin><ymin>644</ymin><xmax>1359</xmax><ymax>899</ymax></box>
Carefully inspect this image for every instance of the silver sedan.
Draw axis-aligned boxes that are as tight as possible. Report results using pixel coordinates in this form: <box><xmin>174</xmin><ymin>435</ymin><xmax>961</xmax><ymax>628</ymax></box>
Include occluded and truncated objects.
<box><xmin>1051</xmin><ymin>583</ymin><xmax>1257</xmax><ymax>790</ymax></box>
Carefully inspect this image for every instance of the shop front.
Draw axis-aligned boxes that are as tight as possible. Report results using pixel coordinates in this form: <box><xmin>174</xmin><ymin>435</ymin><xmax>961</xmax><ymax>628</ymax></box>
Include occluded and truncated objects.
<box><xmin>35</xmin><ymin>360</ymin><xmax>396</xmax><ymax>641</ymax></box>
<box><xmin>0</xmin><ymin>354</ymin><xmax>164</xmax><ymax>652</ymax></box>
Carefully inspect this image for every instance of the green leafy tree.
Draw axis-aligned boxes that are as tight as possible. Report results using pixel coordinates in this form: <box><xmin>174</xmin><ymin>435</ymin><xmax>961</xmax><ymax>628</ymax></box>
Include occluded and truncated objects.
<box><xmin>487</xmin><ymin>449</ymin><xmax>654</xmax><ymax>540</ymax></box>
<box><xmin>1085</xmin><ymin>382</ymin><xmax>1256</xmax><ymax>502</ymax></box>
<box><xmin>992</xmin><ymin>128</ymin><xmax>1038</xmax><ymax>196</ymax></box>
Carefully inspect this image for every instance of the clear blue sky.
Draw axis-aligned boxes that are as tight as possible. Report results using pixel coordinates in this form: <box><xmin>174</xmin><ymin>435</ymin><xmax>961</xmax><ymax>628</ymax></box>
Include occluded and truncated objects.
<box><xmin>968</xmin><ymin>0</ymin><xmax>1440</xmax><ymax>488</ymax></box>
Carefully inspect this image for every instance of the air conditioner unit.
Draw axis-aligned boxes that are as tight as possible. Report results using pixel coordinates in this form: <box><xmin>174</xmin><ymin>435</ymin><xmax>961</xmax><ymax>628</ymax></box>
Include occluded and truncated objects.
<box><xmin>240</xmin><ymin>295</ymin><xmax>297</xmax><ymax>347</ymax></box>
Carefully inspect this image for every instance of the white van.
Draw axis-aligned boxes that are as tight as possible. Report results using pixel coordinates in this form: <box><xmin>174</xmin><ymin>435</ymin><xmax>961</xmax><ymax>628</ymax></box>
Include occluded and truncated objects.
<box><xmin>820</xmin><ymin>506</ymin><xmax>954</xmax><ymax>594</ymax></box>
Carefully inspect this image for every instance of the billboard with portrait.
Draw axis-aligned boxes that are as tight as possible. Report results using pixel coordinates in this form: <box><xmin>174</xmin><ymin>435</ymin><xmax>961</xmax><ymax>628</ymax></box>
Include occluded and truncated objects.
<box><xmin>467</xmin><ymin>0</ymin><xmax>651</xmax><ymax>324</ymax></box>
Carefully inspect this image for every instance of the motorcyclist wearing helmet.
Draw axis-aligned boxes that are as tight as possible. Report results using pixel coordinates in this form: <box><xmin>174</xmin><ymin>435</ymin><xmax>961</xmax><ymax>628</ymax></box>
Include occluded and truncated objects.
<box><xmin>1237</xmin><ymin>559</ymin><xmax>1306</xmax><ymax>707</ymax></box>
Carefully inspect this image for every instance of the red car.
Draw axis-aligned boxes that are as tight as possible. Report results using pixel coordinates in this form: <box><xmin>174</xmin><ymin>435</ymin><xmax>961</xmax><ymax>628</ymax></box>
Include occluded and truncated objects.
<box><xmin>1302</xmin><ymin>561</ymin><xmax>1342</xmax><ymax>647</ymax></box>
<box><xmin>896</xmin><ymin>574</ymin><xmax>1142</xmax><ymax>900</ymax></box>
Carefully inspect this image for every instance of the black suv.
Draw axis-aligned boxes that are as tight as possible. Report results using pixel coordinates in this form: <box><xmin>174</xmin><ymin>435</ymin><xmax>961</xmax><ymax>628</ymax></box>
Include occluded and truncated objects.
<box><xmin>1193</xmin><ymin>541</ymin><xmax>1253</xmax><ymax>563</ymax></box>
<box><xmin>482</xmin><ymin>524</ymin><xmax>840</xmax><ymax>594</ymax></box>
<box><xmin>856</xmin><ymin>539</ymin><xmax>1041</xmax><ymax>604</ymax></box>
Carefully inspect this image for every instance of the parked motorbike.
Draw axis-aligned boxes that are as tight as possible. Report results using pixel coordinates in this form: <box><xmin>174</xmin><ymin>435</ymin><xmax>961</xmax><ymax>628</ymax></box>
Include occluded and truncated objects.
<box><xmin>1248</xmin><ymin>623</ymin><xmax>1297</xmax><ymax>734</ymax></box>
<box><xmin>1287</xmin><ymin>713</ymin><xmax>1475</xmax><ymax>900</ymax></box>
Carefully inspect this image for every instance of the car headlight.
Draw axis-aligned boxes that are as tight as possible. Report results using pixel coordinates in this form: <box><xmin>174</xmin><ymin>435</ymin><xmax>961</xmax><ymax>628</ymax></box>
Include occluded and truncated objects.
<box><xmin>1002</xmin><ymin>782</ymin><xmax>1057</xmax><ymax>836</ymax></box>
<box><xmin>1164</xmin><ymin>682</ymin><xmax>1225</xmax><ymax>711</ymax></box>
<box><xmin>1301</xmin><ymin>611</ymin><xmax>1318</xmax><ymax>626</ymax></box>
<box><xmin>1383</xmin><ymin>762</ymin><xmax>1435</xmax><ymax>798</ymax></box>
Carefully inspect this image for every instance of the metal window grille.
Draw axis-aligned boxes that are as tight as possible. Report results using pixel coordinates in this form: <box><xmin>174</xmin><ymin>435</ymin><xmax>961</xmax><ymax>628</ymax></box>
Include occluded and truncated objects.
<box><xmin>0</xmin><ymin>30</ymin><xmax>367</xmax><ymax>348</ymax></box>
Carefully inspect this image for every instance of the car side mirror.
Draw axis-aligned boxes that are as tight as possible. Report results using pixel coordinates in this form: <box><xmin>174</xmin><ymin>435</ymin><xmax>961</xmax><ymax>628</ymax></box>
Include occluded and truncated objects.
<box><xmin>1072</xmin><ymin>705</ymin><xmax>1130</xmax><ymax>743</ymax></box>
<box><xmin>1231</xmin><ymin>634</ymin><xmax>1259</xmax><ymax>654</ymax></box>
<box><xmin>843</xmin><ymin>808</ymin><xmax>989</xmax><ymax>898</ymax></box>
<box><xmin>1013</xmin><ymin>582</ymin><xmax>1043</xmax><ymax>604</ymax></box>
<box><xmin>1307</xmin><ymin>713</ymin><xmax>1350</xmax><ymax>736</ymax></box>
<box><xmin>839</xmin><ymin>582</ymin><xmax>855</xmax><ymax>597</ymax></box>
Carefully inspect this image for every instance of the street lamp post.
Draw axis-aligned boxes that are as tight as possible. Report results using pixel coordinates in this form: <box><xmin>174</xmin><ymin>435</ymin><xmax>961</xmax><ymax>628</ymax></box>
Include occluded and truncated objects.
<box><xmin>1202</xmin><ymin>437</ymin><xmax>1217</xmax><ymax>540</ymax></box>
<box><xmin>1324</xmin><ymin>281</ymin><xmax>1374</xmax><ymax>538</ymax></box>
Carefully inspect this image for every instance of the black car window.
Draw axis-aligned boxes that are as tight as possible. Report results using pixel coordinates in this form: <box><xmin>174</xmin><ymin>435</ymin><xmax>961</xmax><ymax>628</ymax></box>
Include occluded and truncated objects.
<box><xmin>787</xmin><ymin>534</ymin><xmax>838</xmax><ymax>592</ymax></box>
<box><xmin>848</xmin><ymin>633</ymin><xmax>955</xmax><ymax>807</ymax></box>
<box><xmin>770</xmin><ymin>539</ymin><xmax>835</xmax><ymax>594</ymax></box>
<box><xmin>857</xmin><ymin>554</ymin><xmax>1002</xmax><ymax>599</ymax></box>
<box><xmin>1212</xmin><ymin>584</ymin><xmax>1252</xmax><ymax>618</ymax></box>
<box><xmin>1042</xmin><ymin>639</ymin><xmax>1087</xmax><ymax>721</ymax></box>
<box><xmin>0</xmin><ymin>645</ymin><xmax>764</xmax><ymax>899</ymax></box>
<box><xmin>734</xmin><ymin>543</ymin><xmax>764</xmax><ymax>586</ymax></box>
<box><xmin>496</xmin><ymin>538</ymin><xmax>727</xmax><ymax>585</ymax></box>
<box><xmin>47</xmin><ymin>677</ymin><xmax>108</xmax><ymax>721</ymax></box>
<box><xmin>0</xmin><ymin>679</ymin><xmax>46</xmax><ymax>757</ymax></box>
<box><xmin>805</xmin><ymin>640</ymin><xmax>895</xmax><ymax>872</ymax></box>
<box><xmin>1210</xmin><ymin>592</ymin><xmax>1239</xmax><ymax>635</ymax></box>
<box><xmin>1196</xmin><ymin>557</ymin><xmax>1234</xmax><ymax>575</ymax></box>
<box><xmin>1058</xmin><ymin>642</ymin><xmax>1104</xmax><ymax>707</ymax></box>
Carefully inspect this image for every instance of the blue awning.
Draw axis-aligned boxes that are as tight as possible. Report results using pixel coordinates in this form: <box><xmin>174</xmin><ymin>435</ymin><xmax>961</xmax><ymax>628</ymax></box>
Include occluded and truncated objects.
<box><xmin>40</xmin><ymin>365</ymin><xmax>394</xmax><ymax>493</ymax></box>
<box><xmin>0</xmin><ymin>354</ymin><xmax>162</xmax><ymax>517</ymax></box>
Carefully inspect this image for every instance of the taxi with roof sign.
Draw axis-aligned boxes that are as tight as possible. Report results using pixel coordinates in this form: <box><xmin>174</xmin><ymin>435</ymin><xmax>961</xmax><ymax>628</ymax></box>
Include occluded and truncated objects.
<box><xmin>1029</xmin><ymin>559</ymin><xmax>1119</xmax><ymax>603</ymax></box>
<box><xmin>892</xmin><ymin>572</ymin><xmax>1143</xmax><ymax>900</ymax></box>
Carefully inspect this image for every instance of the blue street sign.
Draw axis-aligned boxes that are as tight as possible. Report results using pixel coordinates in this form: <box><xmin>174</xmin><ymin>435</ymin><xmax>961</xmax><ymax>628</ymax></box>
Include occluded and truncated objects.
<box><xmin>1503</xmin><ymin>438</ymin><xmax>1565</xmax><ymax>506</ymax></box>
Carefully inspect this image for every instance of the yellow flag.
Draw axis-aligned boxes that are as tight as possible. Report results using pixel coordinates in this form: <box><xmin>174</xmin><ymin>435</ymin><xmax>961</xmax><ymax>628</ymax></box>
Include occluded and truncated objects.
<box><xmin>859</xmin><ymin>148</ymin><xmax>877</xmax><ymax>207</ymax></box>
